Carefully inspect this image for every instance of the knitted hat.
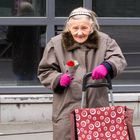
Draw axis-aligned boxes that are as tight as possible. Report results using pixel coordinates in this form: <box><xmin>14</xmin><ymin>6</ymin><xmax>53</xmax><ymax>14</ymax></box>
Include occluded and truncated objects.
<box><xmin>68</xmin><ymin>7</ymin><xmax>99</xmax><ymax>30</ymax></box>
<box><xmin>68</xmin><ymin>7</ymin><xmax>92</xmax><ymax>19</ymax></box>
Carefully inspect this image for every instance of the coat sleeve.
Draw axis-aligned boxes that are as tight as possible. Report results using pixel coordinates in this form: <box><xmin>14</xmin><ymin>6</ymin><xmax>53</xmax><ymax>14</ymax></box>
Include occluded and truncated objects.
<box><xmin>104</xmin><ymin>36</ymin><xmax>127</xmax><ymax>77</ymax></box>
<box><xmin>37</xmin><ymin>40</ymin><xmax>64</xmax><ymax>92</ymax></box>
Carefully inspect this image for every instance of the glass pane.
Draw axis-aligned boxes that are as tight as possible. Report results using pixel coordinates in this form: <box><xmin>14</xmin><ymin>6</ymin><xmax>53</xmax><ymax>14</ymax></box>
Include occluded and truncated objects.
<box><xmin>55</xmin><ymin>25</ymin><xmax>64</xmax><ymax>35</ymax></box>
<box><xmin>100</xmin><ymin>26</ymin><xmax>140</xmax><ymax>84</ymax></box>
<box><xmin>55</xmin><ymin>0</ymin><xmax>83</xmax><ymax>17</ymax></box>
<box><xmin>0</xmin><ymin>0</ymin><xmax>46</xmax><ymax>17</ymax></box>
<box><xmin>0</xmin><ymin>25</ymin><xmax>46</xmax><ymax>86</ymax></box>
<box><xmin>54</xmin><ymin>25</ymin><xmax>140</xmax><ymax>85</ymax></box>
<box><xmin>92</xmin><ymin>0</ymin><xmax>140</xmax><ymax>17</ymax></box>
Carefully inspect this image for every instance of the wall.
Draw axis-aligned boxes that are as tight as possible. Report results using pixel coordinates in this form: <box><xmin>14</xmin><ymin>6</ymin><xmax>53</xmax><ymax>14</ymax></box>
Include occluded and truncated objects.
<box><xmin>0</xmin><ymin>93</ymin><xmax>139</xmax><ymax>123</ymax></box>
<box><xmin>0</xmin><ymin>94</ymin><xmax>53</xmax><ymax>123</ymax></box>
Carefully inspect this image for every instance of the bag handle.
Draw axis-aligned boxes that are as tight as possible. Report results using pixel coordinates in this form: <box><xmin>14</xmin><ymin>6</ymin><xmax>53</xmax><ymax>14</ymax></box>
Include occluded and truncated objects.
<box><xmin>81</xmin><ymin>72</ymin><xmax>114</xmax><ymax>108</ymax></box>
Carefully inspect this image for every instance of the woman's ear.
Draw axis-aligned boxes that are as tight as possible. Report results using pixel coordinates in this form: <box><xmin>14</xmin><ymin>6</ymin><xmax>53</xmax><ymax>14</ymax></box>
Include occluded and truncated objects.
<box><xmin>89</xmin><ymin>27</ymin><xmax>94</xmax><ymax>34</ymax></box>
<box><xmin>89</xmin><ymin>23</ymin><xmax>95</xmax><ymax>34</ymax></box>
<box><xmin>90</xmin><ymin>30</ymin><xmax>93</xmax><ymax>34</ymax></box>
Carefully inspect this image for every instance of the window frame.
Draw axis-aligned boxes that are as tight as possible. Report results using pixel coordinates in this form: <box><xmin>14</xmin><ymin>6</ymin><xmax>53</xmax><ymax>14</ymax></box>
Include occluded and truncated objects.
<box><xmin>0</xmin><ymin>0</ymin><xmax>140</xmax><ymax>93</ymax></box>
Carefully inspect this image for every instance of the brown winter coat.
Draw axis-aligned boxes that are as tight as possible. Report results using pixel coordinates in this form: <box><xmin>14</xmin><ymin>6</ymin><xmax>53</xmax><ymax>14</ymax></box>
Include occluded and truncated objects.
<box><xmin>38</xmin><ymin>31</ymin><xmax>127</xmax><ymax>140</ymax></box>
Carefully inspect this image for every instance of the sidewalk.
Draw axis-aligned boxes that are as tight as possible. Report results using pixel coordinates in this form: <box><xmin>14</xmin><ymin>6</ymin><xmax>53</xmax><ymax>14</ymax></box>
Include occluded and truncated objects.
<box><xmin>0</xmin><ymin>119</ymin><xmax>139</xmax><ymax>140</ymax></box>
<box><xmin>0</xmin><ymin>121</ymin><xmax>53</xmax><ymax>140</ymax></box>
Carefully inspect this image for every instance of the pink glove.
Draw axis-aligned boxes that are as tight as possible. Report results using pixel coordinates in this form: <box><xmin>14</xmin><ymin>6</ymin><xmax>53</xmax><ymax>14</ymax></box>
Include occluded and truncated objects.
<box><xmin>59</xmin><ymin>73</ymin><xmax>72</xmax><ymax>87</ymax></box>
<box><xmin>92</xmin><ymin>65</ymin><xmax>108</xmax><ymax>80</ymax></box>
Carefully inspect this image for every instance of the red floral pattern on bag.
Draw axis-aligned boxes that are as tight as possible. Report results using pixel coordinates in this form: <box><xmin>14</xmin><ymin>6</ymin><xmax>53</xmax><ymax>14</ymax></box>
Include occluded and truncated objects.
<box><xmin>75</xmin><ymin>106</ymin><xmax>129</xmax><ymax>140</ymax></box>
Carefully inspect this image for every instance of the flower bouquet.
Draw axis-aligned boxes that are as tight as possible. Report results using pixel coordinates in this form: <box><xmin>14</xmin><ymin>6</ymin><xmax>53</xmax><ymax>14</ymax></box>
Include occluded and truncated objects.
<box><xmin>66</xmin><ymin>60</ymin><xmax>79</xmax><ymax>76</ymax></box>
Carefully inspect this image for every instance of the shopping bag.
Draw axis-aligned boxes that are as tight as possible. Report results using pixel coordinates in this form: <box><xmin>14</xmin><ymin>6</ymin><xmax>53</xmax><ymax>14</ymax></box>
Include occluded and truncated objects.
<box><xmin>71</xmin><ymin>106</ymin><xmax>135</xmax><ymax>140</ymax></box>
<box><xmin>70</xmin><ymin>73</ymin><xmax>136</xmax><ymax>140</ymax></box>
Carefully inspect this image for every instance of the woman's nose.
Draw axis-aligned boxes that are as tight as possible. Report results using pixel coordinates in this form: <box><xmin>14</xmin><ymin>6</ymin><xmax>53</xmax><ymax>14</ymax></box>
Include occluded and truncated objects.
<box><xmin>77</xmin><ymin>29</ymin><xmax>83</xmax><ymax>35</ymax></box>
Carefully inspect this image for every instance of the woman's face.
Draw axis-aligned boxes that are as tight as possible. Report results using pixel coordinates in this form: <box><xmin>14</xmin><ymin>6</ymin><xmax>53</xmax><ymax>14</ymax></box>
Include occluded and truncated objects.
<box><xmin>68</xmin><ymin>18</ymin><xmax>93</xmax><ymax>43</ymax></box>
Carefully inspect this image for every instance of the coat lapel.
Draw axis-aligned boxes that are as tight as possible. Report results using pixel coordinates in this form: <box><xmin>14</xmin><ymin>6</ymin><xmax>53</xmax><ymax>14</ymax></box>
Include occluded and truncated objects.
<box><xmin>61</xmin><ymin>31</ymin><xmax>99</xmax><ymax>51</ymax></box>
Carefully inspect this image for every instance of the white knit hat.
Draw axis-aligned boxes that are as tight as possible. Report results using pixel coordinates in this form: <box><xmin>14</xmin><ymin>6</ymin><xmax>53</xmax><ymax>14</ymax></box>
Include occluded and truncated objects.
<box><xmin>69</xmin><ymin>7</ymin><xmax>92</xmax><ymax>19</ymax></box>
<box><xmin>68</xmin><ymin>7</ymin><xmax>99</xmax><ymax>30</ymax></box>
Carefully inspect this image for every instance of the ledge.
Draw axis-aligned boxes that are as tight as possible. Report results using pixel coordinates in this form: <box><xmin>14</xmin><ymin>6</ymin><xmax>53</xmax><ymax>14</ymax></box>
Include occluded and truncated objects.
<box><xmin>0</xmin><ymin>84</ymin><xmax>140</xmax><ymax>94</ymax></box>
<box><xmin>0</xmin><ymin>93</ymin><xmax>139</xmax><ymax>103</ymax></box>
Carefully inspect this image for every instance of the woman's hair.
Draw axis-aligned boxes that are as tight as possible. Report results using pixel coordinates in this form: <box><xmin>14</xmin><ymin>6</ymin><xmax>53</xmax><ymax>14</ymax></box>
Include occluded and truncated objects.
<box><xmin>63</xmin><ymin>7</ymin><xmax>99</xmax><ymax>32</ymax></box>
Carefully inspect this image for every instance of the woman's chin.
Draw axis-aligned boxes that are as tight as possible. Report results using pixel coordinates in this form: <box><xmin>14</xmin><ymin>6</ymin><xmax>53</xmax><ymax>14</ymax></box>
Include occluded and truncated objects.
<box><xmin>75</xmin><ymin>39</ymin><xmax>86</xmax><ymax>44</ymax></box>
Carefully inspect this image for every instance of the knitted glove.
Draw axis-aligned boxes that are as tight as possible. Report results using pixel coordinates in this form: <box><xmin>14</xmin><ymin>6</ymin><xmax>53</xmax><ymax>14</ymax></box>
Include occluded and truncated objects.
<box><xmin>92</xmin><ymin>65</ymin><xmax>108</xmax><ymax>80</ymax></box>
<box><xmin>59</xmin><ymin>73</ymin><xmax>72</xmax><ymax>87</ymax></box>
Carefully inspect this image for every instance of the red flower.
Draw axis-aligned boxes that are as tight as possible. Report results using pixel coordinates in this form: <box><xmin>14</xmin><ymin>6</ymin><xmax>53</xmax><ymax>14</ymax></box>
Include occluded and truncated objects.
<box><xmin>66</xmin><ymin>60</ymin><xmax>75</xmax><ymax>67</ymax></box>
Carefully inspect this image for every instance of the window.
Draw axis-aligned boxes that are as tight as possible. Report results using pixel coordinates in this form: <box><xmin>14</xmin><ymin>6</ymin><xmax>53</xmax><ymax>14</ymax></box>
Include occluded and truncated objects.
<box><xmin>0</xmin><ymin>0</ymin><xmax>139</xmax><ymax>91</ymax></box>
<box><xmin>54</xmin><ymin>25</ymin><xmax>140</xmax><ymax>86</ymax></box>
<box><xmin>0</xmin><ymin>0</ymin><xmax>46</xmax><ymax>17</ymax></box>
<box><xmin>100</xmin><ymin>26</ymin><xmax>140</xmax><ymax>85</ymax></box>
<box><xmin>0</xmin><ymin>25</ymin><xmax>46</xmax><ymax>86</ymax></box>
<box><xmin>55</xmin><ymin>0</ymin><xmax>83</xmax><ymax>17</ymax></box>
<box><xmin>92</xmin><ymin>0</ymin><xmax>140</xmax><ymax>17</ymax></box>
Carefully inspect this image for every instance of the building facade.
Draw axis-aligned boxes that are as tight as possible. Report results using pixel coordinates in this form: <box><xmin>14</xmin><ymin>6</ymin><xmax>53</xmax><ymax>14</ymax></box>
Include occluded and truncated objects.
<box><xmin>0</xmin><ymin>0</ymin><xmax>140</xmax><ymax>123</ymax></box>
<box><xmin>0</xmin><ymin>0</ymin><xmax>140</xmax><ymax>92</ymax></box>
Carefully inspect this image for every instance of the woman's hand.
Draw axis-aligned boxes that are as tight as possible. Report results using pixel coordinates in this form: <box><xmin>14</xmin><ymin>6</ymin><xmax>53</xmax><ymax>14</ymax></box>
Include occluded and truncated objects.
<box><xmin>59</xmin><ymin>73</ymin><xmax>72</xmax><ymax>87</ymax></box>
<box><xmin>92</xmin><ymin>65</ymin><xmax>108</xmax><ymax>80</ymax></box>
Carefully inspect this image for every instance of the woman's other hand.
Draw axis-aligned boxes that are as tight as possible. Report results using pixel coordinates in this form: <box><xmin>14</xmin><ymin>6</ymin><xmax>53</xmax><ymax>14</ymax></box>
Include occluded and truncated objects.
<box><xmin>92</xmin><ymin>65</ymin><xmax>108</xmax><ymax>80</ymax></box>
<box><xmin>59</xmin><ymin>73</ymin><xmax>72</xmax><ymax>87</ymax></box>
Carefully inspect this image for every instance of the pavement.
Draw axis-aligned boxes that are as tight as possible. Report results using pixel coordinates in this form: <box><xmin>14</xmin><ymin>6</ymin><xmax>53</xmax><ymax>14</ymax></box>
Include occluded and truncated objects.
<box><xmin>0</xmin><ymin>121</ymin><xmax>53</xmax><ymax>140</ymax></box>
<box><xmin>0</xmin><ymin>119</ymin><xmax>139</xmax><ymax>140</ymax></box>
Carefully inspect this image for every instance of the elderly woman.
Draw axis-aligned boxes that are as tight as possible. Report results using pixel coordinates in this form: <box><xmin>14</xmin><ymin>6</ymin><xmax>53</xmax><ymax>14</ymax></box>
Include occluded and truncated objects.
<box><xmin>38</xmin><ymin>7</ymin><xmax>127</xmax><ymax>140</ymax></box>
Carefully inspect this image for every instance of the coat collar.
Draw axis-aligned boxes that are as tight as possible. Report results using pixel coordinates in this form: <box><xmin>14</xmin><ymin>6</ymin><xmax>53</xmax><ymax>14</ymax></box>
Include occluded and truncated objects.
<box><xmin>61</xmin><ymin>31</ymin><xmax>99</xmax><ymax>51</ymax></box>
